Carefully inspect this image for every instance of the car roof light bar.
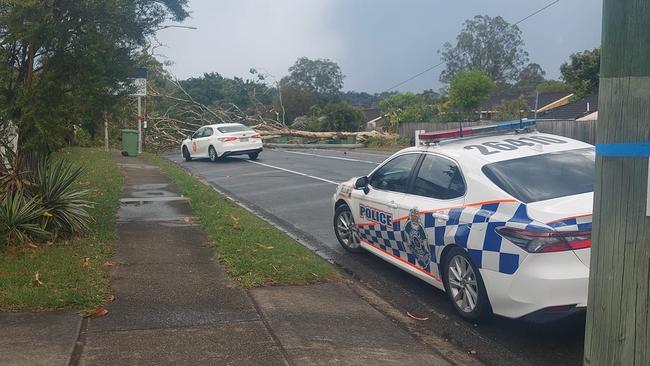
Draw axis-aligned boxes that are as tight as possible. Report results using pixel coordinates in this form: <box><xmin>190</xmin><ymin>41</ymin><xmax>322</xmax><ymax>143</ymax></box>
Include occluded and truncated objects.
<box><xmin>418</xmin><ymin>119</ymin><xmax>537</xmax><ymax>143</ymax></box>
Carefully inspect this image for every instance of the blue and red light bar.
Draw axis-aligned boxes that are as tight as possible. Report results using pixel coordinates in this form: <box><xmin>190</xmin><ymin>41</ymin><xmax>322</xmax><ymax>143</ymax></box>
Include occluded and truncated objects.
<box><xmin>419</xmin><ymin>119</ymin><xmax>536</xmax><ymax>142</ymax></box>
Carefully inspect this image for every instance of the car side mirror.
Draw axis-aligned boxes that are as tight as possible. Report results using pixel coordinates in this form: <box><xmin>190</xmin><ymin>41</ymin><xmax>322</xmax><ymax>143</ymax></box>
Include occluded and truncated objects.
<box><xmin>188</xmin><ymin>135</ymin><xmax>192</xmax><ymax>140</ymax></box>
<box><xmin>354</xmin><ymin>176</ymin><xmax>370</xmax><ymax>195</ymax></box>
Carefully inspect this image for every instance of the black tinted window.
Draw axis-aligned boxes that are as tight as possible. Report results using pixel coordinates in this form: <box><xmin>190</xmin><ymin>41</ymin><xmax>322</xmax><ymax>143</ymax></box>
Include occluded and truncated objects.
<box><xmin>217</xmin><ymin>124</ymin><xmax>251</xmax><ymax>133</ymax></box>
<box><xmin>482</xmin><ymin>148</ymin><xmax>595</xmax><ymax>203</ymax></box>
<box><xmin>369</xmin><ymin>154</ymin><xmax>419</xmax><ymax>193</ymax></box>
<box><xmin>412</xmin><ymin>155</ymin><xmax>465</xmax><ymax>199</ymax></box>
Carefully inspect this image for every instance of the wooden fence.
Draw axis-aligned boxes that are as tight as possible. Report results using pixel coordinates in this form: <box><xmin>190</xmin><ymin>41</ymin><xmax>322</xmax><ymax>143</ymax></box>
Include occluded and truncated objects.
<box><xmin>397</xmin><ymin>119</ymin><xmax>597</xmax><ymax>145</ymax></box>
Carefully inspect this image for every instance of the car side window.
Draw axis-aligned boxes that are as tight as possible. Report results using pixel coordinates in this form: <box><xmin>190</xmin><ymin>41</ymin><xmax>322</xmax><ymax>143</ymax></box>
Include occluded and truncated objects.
<box><xmin>369</xmin><ymin>154</ymin><xmax>420</xmax><ymax>193</ymax></box>
<box><xmin>192</xmin><ymin>128</ymin><xmax>204</xmax><ymax>139</ymax></box>
<box><xmin>411</xmin><ymin>154</ymin><xmax>465</xmax><ymax>200</ymax></box>
<box><xmin>202</xmin><ymin>127</ymin><xmax>213</xmax><ymax>137</ymax></box>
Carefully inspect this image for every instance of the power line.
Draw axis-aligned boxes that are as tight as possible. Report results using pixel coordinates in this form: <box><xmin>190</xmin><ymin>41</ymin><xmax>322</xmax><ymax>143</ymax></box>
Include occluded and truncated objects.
<box><xmin>382</xmin><ymin>0</ymin><xmax>561</xmax><ymax>92</ymax></box>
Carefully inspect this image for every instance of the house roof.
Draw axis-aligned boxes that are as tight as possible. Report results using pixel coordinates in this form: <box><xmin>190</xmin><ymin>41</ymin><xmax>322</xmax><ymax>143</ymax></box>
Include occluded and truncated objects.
<box><xmin>361</xmin><ymin>108</ymin><xmax>381</xmax><ymax>122</ymax></box>
<box><xmin>480</xmin><ymin>91</ymin><xmax>571</xmax><ymax>112</ymax></box>
<box><xmin>537</xmin><ymin>94</ymin><xmax>598</xmax><ymax>120</ymax></box>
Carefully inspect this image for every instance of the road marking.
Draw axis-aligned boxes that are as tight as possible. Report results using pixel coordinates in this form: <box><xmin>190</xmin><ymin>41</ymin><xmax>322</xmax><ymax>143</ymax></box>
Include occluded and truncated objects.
<box><xmin>246</xmin><ymin>160</ymin><xmax>339</xmax><ymax>185</ymax></box>
<box><xmin>283</xmin><ymin>150</ymin><xmax>379</xmax><ymax>164</ymax></box>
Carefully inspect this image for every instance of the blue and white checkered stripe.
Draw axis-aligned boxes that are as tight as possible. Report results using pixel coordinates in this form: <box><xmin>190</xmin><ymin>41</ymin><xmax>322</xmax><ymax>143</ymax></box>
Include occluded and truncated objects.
<box><xmin>357</xmin><ymin>201</ymin><xmax>592</xmax><ymax>277</ymax></box>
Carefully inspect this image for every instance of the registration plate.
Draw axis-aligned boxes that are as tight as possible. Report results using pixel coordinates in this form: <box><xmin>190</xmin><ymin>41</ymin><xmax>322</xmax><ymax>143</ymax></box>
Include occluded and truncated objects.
<box><xmin>239</xmin><ymin>137</ymin><xmax>249</xmax><ymax>142</ymax></box>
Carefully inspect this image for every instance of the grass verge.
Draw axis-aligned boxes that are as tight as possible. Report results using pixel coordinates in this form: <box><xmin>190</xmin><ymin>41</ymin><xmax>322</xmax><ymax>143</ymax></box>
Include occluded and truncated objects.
<box><xmin>144</xmin><ymin>153</ymin><xmax>340</xmax><ymax>287</ymax></box>
<box><xmin>0</xmin><ymin>148</ymin><xmax>122</xmax><ymax>312</ymax></box>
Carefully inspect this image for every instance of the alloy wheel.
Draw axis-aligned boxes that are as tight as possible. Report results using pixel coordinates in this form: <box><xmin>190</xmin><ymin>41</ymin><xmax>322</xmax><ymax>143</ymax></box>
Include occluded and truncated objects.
<box><xmin>447</xmin><ymin>255</ymin><xmax>479</xmax><ymax>313</ymax></box>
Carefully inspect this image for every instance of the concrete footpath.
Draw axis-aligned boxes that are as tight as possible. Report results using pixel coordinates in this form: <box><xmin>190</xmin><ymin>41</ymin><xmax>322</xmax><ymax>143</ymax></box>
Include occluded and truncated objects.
<box><xmin>2</xmin><ymin>153</ymin><xmax>475</xmax><ymax>365</ymax></box>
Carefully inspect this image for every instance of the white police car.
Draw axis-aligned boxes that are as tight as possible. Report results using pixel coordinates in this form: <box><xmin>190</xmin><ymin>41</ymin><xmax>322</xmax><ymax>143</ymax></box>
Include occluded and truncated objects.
<box><xmin>332</xmin><ymin>121</ymin><xmax>594</xmax><ymax>322</ymax></box>
<box><xmin>181</xmin><ymin>123</ymin><xmax>263</xmax><ymax>162</ymax></box>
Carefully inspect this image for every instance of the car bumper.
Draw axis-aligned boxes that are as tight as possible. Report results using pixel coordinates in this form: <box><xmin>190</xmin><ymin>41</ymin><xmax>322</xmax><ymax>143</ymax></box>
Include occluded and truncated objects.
<box><xmin>216</xmin><ymin>141</ymin><xmax>263</xmax><ymax>157</ymax></box>
<box><xmin>219</xmin><ymin>147</ymin><xmax>263</xmax><ymax>158</ymax></box>
<box><xmin>480</xmin><ymin>251</ymin><xmax>589</xmax><ymax>320</ymax></box>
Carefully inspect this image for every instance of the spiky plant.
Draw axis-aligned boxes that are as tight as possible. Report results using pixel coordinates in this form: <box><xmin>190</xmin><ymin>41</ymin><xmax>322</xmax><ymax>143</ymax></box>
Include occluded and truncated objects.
<box><xmin>0</xmin><ymin>190</ymin><xmax>49</xmax><ymax>246</ymax></box>
<box><xmin>28</xmin><ymin>156</ymin><xmax>92</xmax><ymax>235</ymax></box>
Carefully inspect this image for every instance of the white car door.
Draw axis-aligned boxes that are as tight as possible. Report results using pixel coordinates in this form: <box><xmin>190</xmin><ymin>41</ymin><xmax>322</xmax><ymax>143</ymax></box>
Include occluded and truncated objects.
<box><xmin>395</xmin><ymin>153</ymin><xmax>466</xmax><ymax>279</ymax></box>
<box><xmin>188</xmin><ymin>127</ymin><xmax>206</xmax><ymax>157</ymax></box>
<box><xmin>351</xmin><ymin>153</ymin><xmax>421</xmax><ymax>249</ymax></box>
<box><xmin>196</xmin><ymin>127</ymin><xmax>214</xmax><ymax>156</ymax></box>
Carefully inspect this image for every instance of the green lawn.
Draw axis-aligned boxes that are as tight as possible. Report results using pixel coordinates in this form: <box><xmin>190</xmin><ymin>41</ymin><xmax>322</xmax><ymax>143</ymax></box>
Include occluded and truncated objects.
<box><xmin>144</xmin><ymin>153</ymin><xmax>340</xmax><ymax>287</ymax></box>
<box><xmin>0</xmin><ymin>148</ymin><xmax>122</xmax><ymax>312</ymax></box>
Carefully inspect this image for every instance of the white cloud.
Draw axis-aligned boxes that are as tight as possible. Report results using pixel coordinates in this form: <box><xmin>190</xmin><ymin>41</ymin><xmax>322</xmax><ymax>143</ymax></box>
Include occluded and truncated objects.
<box><xmin>157</xmin><ymin>0</ymin><xmax>343</xmax><ymax>81</ymax></box>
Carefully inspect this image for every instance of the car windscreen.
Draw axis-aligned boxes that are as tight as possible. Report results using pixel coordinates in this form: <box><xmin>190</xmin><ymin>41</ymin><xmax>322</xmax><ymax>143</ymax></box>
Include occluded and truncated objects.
<box><xmin>481</xmin><ymin>148</ymin><xmax>595</xmax><ymax>203</ymax></box>
<box><xmin>217</xmin><ymin>125</ymin><xmax>251</xmax><ymax>133</ymax></box>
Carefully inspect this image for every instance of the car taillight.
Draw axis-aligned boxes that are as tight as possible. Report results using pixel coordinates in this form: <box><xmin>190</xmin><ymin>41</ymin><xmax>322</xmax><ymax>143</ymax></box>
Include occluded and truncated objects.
<box><xmin>218</xmin><ymin>137</ymin><xmax>238</xmax><ymax>142</ymax></box>
<box><xmin>251</xmin><ymin>134</ymin><xmax>261</xmax><ymax>139</ymax></box>
<box><xmin>495</xmin><ymin>227</ymin><xmax>591</xmax><ymax>253</ymax></box>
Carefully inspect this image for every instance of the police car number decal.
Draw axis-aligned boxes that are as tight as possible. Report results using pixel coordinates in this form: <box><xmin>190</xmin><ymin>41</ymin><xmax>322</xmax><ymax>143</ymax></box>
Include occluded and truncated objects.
<box><xmin>360</xmin><ymin>205</ymin><xmax>393</xmax><ymax>226</ymax></box>
<box><xmin>464</xmin><ymin>136</ymin><xmax>567</xmax><ymax>155</ymax></box>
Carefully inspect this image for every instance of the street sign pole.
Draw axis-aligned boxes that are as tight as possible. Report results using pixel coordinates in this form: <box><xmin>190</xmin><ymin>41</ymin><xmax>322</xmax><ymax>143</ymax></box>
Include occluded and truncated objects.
<box><xmin>584</xmin><ymin>2</ymin><xmax>650</xmax><ymax>365</ymax></box>
<box><xmin>137</xmin><ymin>96</ymin><xmax>142</xmax><ymax>154</ymax></box>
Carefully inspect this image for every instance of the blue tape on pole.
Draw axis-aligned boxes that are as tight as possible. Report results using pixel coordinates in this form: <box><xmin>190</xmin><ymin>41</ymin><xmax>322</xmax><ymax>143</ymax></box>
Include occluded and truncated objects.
<box><xmin>595</xmin><ymin>142</ymin><xmax>650</xmax><ymax>157</ymax></box>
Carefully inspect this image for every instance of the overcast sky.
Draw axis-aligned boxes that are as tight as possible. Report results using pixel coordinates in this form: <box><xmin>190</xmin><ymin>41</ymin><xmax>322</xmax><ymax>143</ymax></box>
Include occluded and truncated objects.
<box><xmin>156</xmin><ymin>0</ymin><xmax>602</xmax><ymax>93</ymax></box>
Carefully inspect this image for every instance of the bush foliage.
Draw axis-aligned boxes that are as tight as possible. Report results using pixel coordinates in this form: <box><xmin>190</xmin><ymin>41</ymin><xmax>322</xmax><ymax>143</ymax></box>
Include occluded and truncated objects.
<box><xmin>0</xmin><ymin>151</ymin><xmax>91</xmax><ymax>248</ymax></box>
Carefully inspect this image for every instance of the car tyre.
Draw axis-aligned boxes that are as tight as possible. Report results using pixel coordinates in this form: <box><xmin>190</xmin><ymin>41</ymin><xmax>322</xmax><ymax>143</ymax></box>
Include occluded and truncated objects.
<box><xmin>333</xmin><ymin>204</ymin><xmax>363</xmax><ymax>253</ymax></box>
<box><xmin>442</xmin><ymin>247</ymin><xmax>492</xmax><ymax>322</ymax></box>
<box><xmin>209</xmin><ymin>146</ymin><xmax>219</xmax><ymax>162</ymax></box>
<box><xmin>182</xmin><ymin>146</ymin><xmax>192</xmax><ymax>162</ymax></box>
<box><xmin>248</xmin><ymin>152</ymin><xmax>259</xmax><ymax>160</ymax></box>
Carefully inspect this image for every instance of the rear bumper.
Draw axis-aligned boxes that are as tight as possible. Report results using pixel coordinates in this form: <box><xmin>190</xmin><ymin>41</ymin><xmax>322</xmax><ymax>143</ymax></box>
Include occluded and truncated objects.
<box><xmin>481</xmin><ymin>251</ymin><xmax>589</xmax><ymax>320</ymax></box>
<box><xmin>220</xmin><ymin>147</ymin><xmax>263</xmax><ymax>158</ymax></box>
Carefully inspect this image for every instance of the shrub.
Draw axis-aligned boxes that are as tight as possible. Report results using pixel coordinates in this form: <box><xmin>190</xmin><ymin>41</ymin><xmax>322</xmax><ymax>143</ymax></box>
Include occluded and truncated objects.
<box><xmin>0</xmin><ymin>191</ymin><xmax>49</xmax><ymax>247</ymax></box>
<box><xmin>74</xmin><ymin>128</ymin><xmax>93</xmax><ymax>147</ymax></box>
<box><xmin>0</xmin><ymin>151</ymin><xmax>92</xmax><ymax>246</ymax></box>
<box><xmin>363</xmin><ymin>134</ymin><xmax>409</xmax><ymax>149</ymax></box>
<box><xmin>28</xmin><ymin>156</ymin><xmax>92</xmax><ymax>235</ymax></box>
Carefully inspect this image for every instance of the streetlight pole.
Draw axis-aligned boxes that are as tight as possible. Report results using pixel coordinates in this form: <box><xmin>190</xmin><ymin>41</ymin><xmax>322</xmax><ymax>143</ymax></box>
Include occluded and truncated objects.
<box><xmin>584</xmin><ymin>1</ymin><xmax>650</xmax><ymax>365</ymax></box>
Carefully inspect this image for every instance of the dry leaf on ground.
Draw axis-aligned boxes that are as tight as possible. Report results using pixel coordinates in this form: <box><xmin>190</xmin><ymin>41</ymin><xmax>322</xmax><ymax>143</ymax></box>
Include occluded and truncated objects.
<box><xmin>406</xmin><ymin>311</ymin><xmax>429</xmax><ymax>321</ymax></box>
<box><xmin>33</xmin><ymin>272</ymin><xmax>44</xmax><ymax>287</ymax></box>
<box><xmin>90</xmin><ymin>307</ymin><xmax>109</xmax><ymax>318</ymax></box>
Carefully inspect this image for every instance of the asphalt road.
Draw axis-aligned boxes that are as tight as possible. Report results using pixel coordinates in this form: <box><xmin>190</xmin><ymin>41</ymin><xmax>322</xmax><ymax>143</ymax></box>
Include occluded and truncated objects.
<box><xmin>163</xmin><ymin>147</ymin><xmax>586</xmax><ymax>366</ymax></box>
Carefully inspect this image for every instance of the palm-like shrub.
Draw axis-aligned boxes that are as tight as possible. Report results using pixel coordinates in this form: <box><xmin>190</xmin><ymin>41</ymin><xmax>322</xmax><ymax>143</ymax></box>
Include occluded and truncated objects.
<box><xmin>0</xmin><ymin>149</ymin><xmax>92</xmax><ymax>246</ymax></box>
<box><xmin>28</xmin><ymin>156</ymin><xmax>92</xmax><ymax>235</ymax></box>
<box><xmin>0</xmin><ymin>190</ymin><xmax>49</xmax><ymax>245</ymax></box>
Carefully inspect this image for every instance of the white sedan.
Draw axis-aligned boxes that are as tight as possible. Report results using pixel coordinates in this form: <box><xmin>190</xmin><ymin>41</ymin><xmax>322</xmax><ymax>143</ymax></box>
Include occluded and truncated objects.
<box><xmin>181</xmin><ymin>123</ymin><xmax>263</xmax><ymax>162</ymax></box>
<box><xmin>332</xmin><ymin>122</ymin><xmax>594</xmax><ymax>322</ymax></box>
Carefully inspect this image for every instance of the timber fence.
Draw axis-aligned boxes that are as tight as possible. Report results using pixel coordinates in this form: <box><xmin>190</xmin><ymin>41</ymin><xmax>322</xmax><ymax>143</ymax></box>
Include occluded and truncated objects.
<box><xmin>397</xmin><ymin>119</ymin><xmax>596</xmax><ymax>145</ymax></box>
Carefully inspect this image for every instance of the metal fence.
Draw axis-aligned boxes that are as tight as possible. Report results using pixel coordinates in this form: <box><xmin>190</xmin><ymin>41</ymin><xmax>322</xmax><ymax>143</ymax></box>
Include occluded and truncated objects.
<box><xmin>397</xmin><ymin>119</ymin><xmax>597</xmax><ymax>145</ymax></box>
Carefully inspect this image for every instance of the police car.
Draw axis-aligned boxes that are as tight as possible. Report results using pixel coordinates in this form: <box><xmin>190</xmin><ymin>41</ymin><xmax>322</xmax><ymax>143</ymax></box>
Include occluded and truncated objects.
<box><xmin>181</xmin><ymin>123</ymin><xmax>263</xmax><ymax>162</ymax></box>
<box><xmin>332</xmin><ymin>121</ymin><xmax>594</xmax><ymax>322</ymax></box>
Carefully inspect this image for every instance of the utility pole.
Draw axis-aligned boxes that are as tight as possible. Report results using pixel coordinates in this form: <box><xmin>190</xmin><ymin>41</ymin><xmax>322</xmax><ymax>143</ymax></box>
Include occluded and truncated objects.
<box><xmin>584</xmin><ymin>2</ymin><xmax>650</xmax><ymax>365</ymax></box>
<box><xmin>137</xmin><ymin>96</ymin><xmax>142</xmax><ymax>154</ymax></box>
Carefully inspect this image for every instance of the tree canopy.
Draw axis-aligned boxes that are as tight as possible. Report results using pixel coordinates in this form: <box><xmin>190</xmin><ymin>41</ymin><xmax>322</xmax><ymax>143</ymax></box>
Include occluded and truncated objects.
<box><xmin>560</xmin><ymin>48</ymin><xmax>600</xmax><ymax>98</ymax></box>
<box><xmin>449</xmin><ymin>69</ymin><xmax>495</xmax><ymax>119</ymax></box>
<box><xmin>281</xmin><ymin>57</ymin><xmax>344</xmax><ymax>96</ymax></box>
<box><xmin>0</xmin><ymin>0</ymin><xmax>189</xmax><ymax>151</ymax></box>
<box><xmin>439</xmin><ymin>15</ymin><xmax>529</xmax><ymax>86</ymax></box>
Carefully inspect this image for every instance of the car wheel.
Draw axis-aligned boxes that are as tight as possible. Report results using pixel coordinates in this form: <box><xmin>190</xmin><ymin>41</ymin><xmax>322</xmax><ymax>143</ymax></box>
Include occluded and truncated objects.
<box><xmin>183</xmin><ymin>146</ymin><xmax>192</xmax><ymax>162</ymax></box>
<box><xmin>248</xmin><ymin>152</ymin><xmax>259</xmax><ymax>160</ymax></box>
<box><xmin>209</xmin><ymin>146</ymin><xmax>218</xmax><ymax>162</ymax></box>
<box><xmin>333</xmin><ymin>204</ymin><xmax>363</xmax><ymax>253</ymax></box>
<box><xmin>442</xmin><ymin>247</ymin><xmax>491</xmax><ymax>322</ymax></box>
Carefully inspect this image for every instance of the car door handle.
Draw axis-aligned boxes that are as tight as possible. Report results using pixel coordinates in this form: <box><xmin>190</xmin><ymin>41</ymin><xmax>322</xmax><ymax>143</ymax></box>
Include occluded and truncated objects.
<box><xmin>433</xmin><ymin>212</ymin><xmax>449</xmax><ymax>221</ymax></box>
<box><xmin>387</xmin><ymin>201</ymin><xmax>398</xmax><ymax>209</ymax></box>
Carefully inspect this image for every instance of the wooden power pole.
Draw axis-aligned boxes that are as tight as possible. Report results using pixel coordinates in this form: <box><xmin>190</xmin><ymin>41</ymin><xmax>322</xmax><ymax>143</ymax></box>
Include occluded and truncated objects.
<box><xmin>584</xmin><ymin>1</ymin><xmax>650</xmax><ymax>365</ymax></box>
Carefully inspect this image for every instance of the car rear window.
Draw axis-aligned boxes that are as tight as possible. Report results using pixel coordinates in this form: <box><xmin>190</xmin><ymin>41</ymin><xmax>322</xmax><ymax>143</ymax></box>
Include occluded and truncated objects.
<box><xmin>481</xmin><ymin>148</ymin><xmax>595</xmax><ymax>203</ymax></box>
<box><xmin>217</xmin><ymin>125</ymin><xmax>252</xmax><ymax>133</ymax></box>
